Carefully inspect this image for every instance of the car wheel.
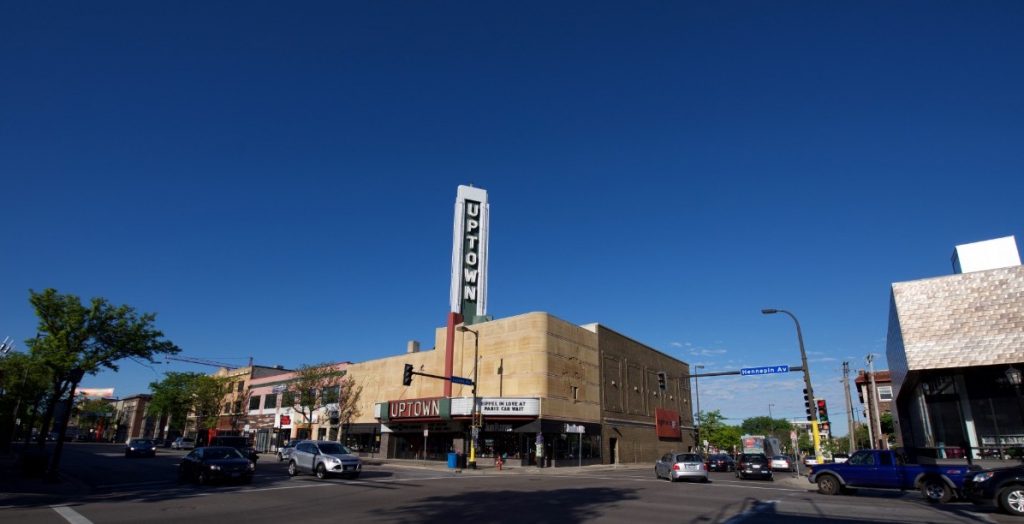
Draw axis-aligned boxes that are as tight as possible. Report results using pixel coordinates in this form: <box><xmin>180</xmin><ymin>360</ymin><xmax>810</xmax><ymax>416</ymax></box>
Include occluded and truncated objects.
<box><xmin>316</xmin><ymin>464</ymin><xmax>328</xmax><ymax>480</ymax></box>
<box><xmin>288</xmin><ymin>461</ymin><xmax>298</xmax><ymax>477</ymax></box>
<box><xmin>920</xmin><ymin>478</ymin><xmax>953</xmax><ymax>504</ymax></box>
<box><xmin>654</xmin><ymin>467</ymin><xmax>660</xmax><ymax>480</ymax></box>
<box><xmin>817</xmin><ymin>474</ymin><xmax>840</xmax><ymax>495</ymax></box>
<box><xmin>998</xmin><ymin>485</ymin><xmax>1024</xmax><ymax>516</ymax></box>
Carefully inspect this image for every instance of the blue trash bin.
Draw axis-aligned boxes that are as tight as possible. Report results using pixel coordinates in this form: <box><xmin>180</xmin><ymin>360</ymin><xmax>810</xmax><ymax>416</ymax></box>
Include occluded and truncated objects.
<box><xmin>448</xmin><ymin>452</ymin><xmax>458</xmax><ymax>469</ymax></box>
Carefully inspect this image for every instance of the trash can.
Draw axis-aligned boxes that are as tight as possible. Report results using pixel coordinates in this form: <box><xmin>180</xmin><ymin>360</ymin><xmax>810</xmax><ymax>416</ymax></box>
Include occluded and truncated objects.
<box><xmin>447</xmin><ymin>452</ymin><xmax>458</xmax><ymax>469</ymax></box>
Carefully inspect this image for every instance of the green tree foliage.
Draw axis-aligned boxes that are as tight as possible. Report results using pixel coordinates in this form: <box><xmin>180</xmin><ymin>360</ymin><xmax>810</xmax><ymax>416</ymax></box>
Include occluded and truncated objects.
<box><xmin>0</xmin><ymin>352</ymin><xmax>52</xmax><ymax>450</ymax></box>
<box><xmin>698</xmin><ymin>410</ymin><xmax>743</xmax><ymax>453</ymax></box>
<box><xmin>74</xmin><ymin>397</ymin><xmax>114</xmax><ymax>432</ymax></box>
<box><xmin>148</xmin><ymin>372</ymin><xmax>225</xmax><ymax>434</ymax></box>
<box><xmin>26</xmin><ymin>288</ymin><xmax>180</xmax><ymax>479</ymax></box>
<box><xmin>880</xmin><ymin>412</ymin><xmax>895</xmax><ymax>435</ymax></box>
<box><xmin>740</xmin><ymin>416</ymin><xmax>794</xmax><ymax>443</ymax></box>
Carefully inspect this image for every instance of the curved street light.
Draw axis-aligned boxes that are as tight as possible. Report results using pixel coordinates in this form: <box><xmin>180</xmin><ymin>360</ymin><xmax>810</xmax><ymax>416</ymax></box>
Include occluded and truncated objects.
<box><xmin>456</xmin><ymin>325</ymin><xmax>480</xmax><ymax>470</ymax></box>
<box><xmin>762</xmin><ymin>308</ymin><xmax>823</xmax><ymax>463</ymax></box>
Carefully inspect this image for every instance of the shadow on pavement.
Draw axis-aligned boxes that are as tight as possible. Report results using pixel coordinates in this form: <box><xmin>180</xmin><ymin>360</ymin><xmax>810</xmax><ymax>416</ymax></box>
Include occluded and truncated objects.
<box><xmin>378</xmin><ymin>486</ymin><xmax>639</xmax><ymax>524</ymax></box>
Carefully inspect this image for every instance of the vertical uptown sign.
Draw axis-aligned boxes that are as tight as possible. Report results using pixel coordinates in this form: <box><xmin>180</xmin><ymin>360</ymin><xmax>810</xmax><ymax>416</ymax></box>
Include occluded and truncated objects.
<box><xmin>450</xmin><ymin>185</ymin><xmax>490</xmax><ymax>323</ymax></box>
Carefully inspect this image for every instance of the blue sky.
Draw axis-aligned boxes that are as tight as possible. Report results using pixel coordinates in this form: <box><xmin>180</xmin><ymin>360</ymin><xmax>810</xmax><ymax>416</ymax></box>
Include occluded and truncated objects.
<box><xmin>2</xmin><ymin>1</ymin><xmax>1022</xmax><ymax>438</ymax></box>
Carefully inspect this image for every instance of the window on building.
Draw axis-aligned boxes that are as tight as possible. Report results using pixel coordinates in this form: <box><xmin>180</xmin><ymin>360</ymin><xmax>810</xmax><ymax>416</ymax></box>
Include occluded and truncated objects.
<box><xmin>237</xmin><ymin>381</ymin><xmax>244</xmax><ymax>393</ymax></box>
<box><xmin>570</xmin><ymin>386</ymin><xmax>579</xmax><ymax>400</ymax></box>
<box><xmin>233</xmin><ymin>400</ymin><xmax>242</xmax><ymax>413</ymax></box>
<box><xmin>249</xmin><ymin>396</ymin><xmax>261</xmax><ymax>411</ymax></box>
<box><xmin>223</xmin><ymin>403</ymin><xmax>231</xmax><ymax>414</ymax></box>
<box><xmin>322</xmin><ymin>386</ymin><xmax>340</xmax><ymax>404</ymax></box>
<box><xmin>282</xmin><ymin>391</ymin><xmax>295</xmax><ymax>407</ymax></box>
<box><xmin>264</xmin><ymin>393</ymin><xmax>277</xmax><ymax>410</ymax></box>
<box><xmin>878</xmin><ymin>386</ymin><xmax>893</xmax><ymax>401</ymax></box>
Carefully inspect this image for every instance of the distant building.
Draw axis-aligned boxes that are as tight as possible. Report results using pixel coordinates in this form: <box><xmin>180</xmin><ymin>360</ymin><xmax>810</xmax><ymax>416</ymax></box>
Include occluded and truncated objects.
<box><xmin>855</xmin><ymin>369</ymin><xmax>894</xmax><ymax>448</ymax></box>
<box><xmin>111</xmin><ymin>394</ymin><xmax>158</xmax><ymax>442</ymax></box>
<box><xmin>886</xmin><ymin>236</ymin><xmax>1024</xmax><ymax>460</ymax></box>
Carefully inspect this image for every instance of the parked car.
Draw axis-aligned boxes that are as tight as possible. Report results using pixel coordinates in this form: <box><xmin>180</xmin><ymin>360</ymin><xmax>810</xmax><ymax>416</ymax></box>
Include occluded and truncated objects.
<box><xmin>964</xmin><ymin>465</ymin><xmax>1024</xmax><ymax>516</ymax></box>
<box><xmin>125</xmin><ymin>438</ymin><xmax>157</xmax><ymax>458</ymax></box>
<box><xmin>736</xmin><ymin>453</ymin><xmax>774</xmax><ymax>481</ymax></box>
<box><xmin>287</xmin><ymin>440</ymin><xmax>362</xmax><ymax>479</ymax></box>
<box><xmin>655</xmin><ymin>452</ymin><xmax>709</xmax><ymax>482</ymax></box>
<box><xmin>171</xmin><ymin>437</ymin><xmax>195</xmax><ymax>450</ymax></box>
<box><xmin>706</xmin><ymin>454</ymin><xmax>736</xmax><ymax>472</ymax></box>
<box><xmin>809</xmin><ymin>449</ymin><xmax>978</xmax><ymax>503</ymax></box>
<box><xmin>278</xmin><ymin>440</ymin><xmax>303</xmax><ymax>462</ymax></box>
<box><xmin>771</xmin><ymin>455</ymin><xmax>795</xmax><ymax>472</ymax></box>
<box><xmin>209</xmin><ymin>435</ymin><xmax>259</xmax><ymax>462</ymax></box>
<box><xmin>178</xmin><ymin>446</ymin><xmax>254</xmax><ymax>485</ymax></box>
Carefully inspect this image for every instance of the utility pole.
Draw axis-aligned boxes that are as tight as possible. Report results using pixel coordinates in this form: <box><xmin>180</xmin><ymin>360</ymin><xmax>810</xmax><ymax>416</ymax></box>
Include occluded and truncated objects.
<box><xmin>842</xmin><ymin>361</ymin><xmax>855</xmax><ymax>454</ymax></box>
<box><xmin>867</xmin><ymin>354</ymin><xmax>884</xmax><ymax>449</ymax></box>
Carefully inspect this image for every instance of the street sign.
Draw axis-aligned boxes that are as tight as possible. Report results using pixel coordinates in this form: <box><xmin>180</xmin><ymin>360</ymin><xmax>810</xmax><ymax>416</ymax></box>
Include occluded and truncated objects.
<box><xmin>740</xmin><ymin>365</ymin><xmax>790</xmax><ymax>376</ymax></box>
<box><xmin>450</xmin><ymin>375</ymin><xmax>474</xmax><ymax>386</ymax></box>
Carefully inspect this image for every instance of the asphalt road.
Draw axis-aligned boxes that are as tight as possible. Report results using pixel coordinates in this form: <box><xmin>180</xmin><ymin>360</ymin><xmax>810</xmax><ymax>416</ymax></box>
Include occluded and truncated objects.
<box><xmin>2</xmin><ymin>443</ymin><xmax>1016</xmax><ymax>524</ymax></box>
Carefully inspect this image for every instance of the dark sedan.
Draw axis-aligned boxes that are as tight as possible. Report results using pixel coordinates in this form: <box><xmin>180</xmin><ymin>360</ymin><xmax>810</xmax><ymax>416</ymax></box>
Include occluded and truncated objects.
<box><xmin>736</xmin><ymin>453</ymin><xmax>773</xmax><ymax>481</ymax></box>
<box><xmin>965</xmin><ymin>465</ymin><xmax>1024</xmax><ymax>517</ymax></box>
<box><xmin>706</xmin><ymin>454</ymin><xmax>735</xmax><ymax>472</ymax></box>
<box><xmin>124</xmin><ymin>438</ymin><xmax>157</xmax><ymax>458</ymax></box>
<box><xmin>178</xmin><ymin>446</ymin><xmax>255</xmax><ymax>485</ymax></box>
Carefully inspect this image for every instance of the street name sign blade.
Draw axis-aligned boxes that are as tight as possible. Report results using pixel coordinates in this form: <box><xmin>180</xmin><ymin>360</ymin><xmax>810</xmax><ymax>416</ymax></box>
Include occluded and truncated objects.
<box><xmin>740</xmin><ymin>365</ymin><xmax>790</xmax><ymax>376</ymax></box>
<box><xmin>450</xmin><ymin>376</ymin><xmax>474</xmax><ymax>386</ymax></box>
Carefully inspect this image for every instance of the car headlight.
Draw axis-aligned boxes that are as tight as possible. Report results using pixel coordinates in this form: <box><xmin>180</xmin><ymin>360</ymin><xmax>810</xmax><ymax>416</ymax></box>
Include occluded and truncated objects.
<box><xmin>972</xmin><ymin>471</ymin><xmax>994</xmax><ymax>483</ymax></box>
<box><xmin>248</xmin><ymin>463</ymin><xmax>256</xmax><ymax>471</ymax></box>
<box><xmin>209</xmin><ymin>465</ymin><xmax>221</xmax><ymax>471</ymax></box>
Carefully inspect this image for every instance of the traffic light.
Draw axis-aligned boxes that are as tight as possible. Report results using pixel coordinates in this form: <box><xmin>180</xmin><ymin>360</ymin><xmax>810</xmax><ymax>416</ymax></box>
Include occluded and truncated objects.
<box><xmin>402</xmin><ymin>363</ymin><xmax>414</xmax><ymax>386</ymax></box>
<box><xmin>816</xmin><ymin>398</ymin><xmax>829</xmax><ymax>422</ymax></box>
<box><xmin>804</xmin><ymin>388</ymin><xmax>813</xmax><ymax>421</ymax></box>
<box><xmin>657</xmin><ymin>372</ymin><xmax>667</xmax><ymax>391</ymax></box>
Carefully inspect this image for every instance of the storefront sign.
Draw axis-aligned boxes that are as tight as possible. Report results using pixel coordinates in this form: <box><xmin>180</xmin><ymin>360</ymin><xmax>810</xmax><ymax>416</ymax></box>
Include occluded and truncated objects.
<box><xmin>485</xmin><ymin>423</ymin><xmax>514</xmax><ymax>432</ymax></box>
<box><xmin>390</xmin><ymin>398</ymin><xmax>443</xmax><ymax>419</ymax></box>
<box><xmin>564</xmin><ymin>424</ymin><xmax>585</xmax><ymax>434</ymax></box>
<box><xmin>655</xmin><ymin>408</ymin><xmax>681</xmax><ymax>439</ymax></box>
<box><xmin>449</xmin><ymin>185</ymin><xmax>490</xmax><ymax>320</ymax></box>
<box><xmin>450</xmin><ymin>397</ymin><xmax>540</xmax><ymax>416</ymax></box>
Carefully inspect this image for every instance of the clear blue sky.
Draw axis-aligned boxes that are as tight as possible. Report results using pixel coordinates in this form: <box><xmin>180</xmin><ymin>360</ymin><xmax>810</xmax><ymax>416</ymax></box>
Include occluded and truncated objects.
<box><xmin>3</xmin><ymin>1</ymin><xmax>1022</xmax><ymax>438</ymax></box>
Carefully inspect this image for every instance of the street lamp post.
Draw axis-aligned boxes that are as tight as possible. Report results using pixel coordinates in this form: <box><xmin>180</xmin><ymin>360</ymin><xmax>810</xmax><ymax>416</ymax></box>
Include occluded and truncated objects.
<box><xmin>762</xmin><ymin>308</ymin><xmax>823</xmax><ymax>463</ymax></box>
<box><xmin>456</xmin><ymin>325</ymin><xmax>480</xmax><ymax>470</ymax></box>
<box><xmin>694</xmin><ymin>365</ymin><xmax>704</xmax><ymax>452</ymax></box>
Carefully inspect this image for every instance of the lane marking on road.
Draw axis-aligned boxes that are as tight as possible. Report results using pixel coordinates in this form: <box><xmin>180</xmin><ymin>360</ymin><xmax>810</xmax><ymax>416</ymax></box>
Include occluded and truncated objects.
<box><xmin>51</xmin><ymin>504</ymin><xmax>95</xmax><ymax>524</ymax></box>
<box><xmin>541</xmin><ymin>474</ymin><xmax>805</xmax><ymax>493</ymax></box>
<box><xmin>94</xmin><ymin>480</ymin><xmax>175</xmax><ymax>489</ymax></box>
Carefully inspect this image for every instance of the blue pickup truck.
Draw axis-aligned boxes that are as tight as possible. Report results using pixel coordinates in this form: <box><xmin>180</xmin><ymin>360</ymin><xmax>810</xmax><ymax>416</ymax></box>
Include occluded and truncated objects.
<box><xmin>808</xmin><ymin>449</ymin><xmax>978</xmax><ymax>503</ymax></box>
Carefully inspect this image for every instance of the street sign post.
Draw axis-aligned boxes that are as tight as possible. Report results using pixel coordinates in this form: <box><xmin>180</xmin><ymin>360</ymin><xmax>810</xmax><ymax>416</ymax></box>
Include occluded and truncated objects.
<box><xmin>740</xmin><ymin>365</ymin><xmax>790</xmax><ymax>376</ymax></box>
<box><xmin>450</xmin><ymin>375</ymin><xmax>474</xmax><ymax>386</ymax></box>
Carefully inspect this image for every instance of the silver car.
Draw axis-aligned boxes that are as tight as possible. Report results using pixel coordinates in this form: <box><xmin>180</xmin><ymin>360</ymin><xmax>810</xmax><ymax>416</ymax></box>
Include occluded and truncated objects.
<box><xmin>277</xmin><ymin>440</ymin><xmax>304</xmax><ymax>462</ymax></box>
<box><xmin>655</xmin><ymin>452</ymin><xmax>708</xmax><ymax>482</ymax></box>
<box><xmin>287</xmin><ymin>440</ymin><xmax>362</xmax><ymax>479</ymax></box>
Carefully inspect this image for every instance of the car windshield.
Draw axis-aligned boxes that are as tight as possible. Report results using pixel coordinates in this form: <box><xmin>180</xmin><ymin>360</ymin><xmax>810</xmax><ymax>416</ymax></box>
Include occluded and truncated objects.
<box><xmin>773</xmin><ymin>455</ymin><xmax>788</xmax><ymax>460</ymax></box>
<box><xmin>743</xmin><ymin>454</ymin><xmax>768</xmax><ymax>463</ymax></box>
<box><xmin>131</xmin><ymin>439</ymin><xmax>153</xmax><ymax>446</ymax></box>
<box><xmin>205</xmin><ymin>448</ymin><xmax>244</xmax><ymax>460</ymax></box>
<box><xmin>318</xmin><ymin>443</ymin><xmax>351</xmax><ymax>455</ymax></box>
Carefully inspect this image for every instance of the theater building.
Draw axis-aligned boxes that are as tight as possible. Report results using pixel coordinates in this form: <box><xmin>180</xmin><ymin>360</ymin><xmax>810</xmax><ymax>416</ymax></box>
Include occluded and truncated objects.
<box><xmin>346</xmin><ymin>311</ymin><xmax>695</xmax><ymax>466</ymax></box>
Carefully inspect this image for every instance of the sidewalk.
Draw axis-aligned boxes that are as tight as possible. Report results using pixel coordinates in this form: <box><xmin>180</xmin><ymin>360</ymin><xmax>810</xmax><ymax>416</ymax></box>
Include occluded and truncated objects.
<box><xmin>0</xmin><ymin>445</ymin><xmax>93</xmax><ymax>507</ymax></box>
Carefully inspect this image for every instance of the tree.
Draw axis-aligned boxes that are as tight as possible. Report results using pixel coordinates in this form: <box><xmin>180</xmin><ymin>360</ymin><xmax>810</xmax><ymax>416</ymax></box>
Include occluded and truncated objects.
<box><xmin>880</xmin><ymin>412</ymin><xmax>895</xmax><ymax>436</ymax></box>
<box><xmin>148</xmin><ymin>372</ymin><xmax>225</xmax><ymax>438</ymax></box>
<box><xmin>740</xmin><ymin>416</ymin><xmax>794</xmax><ymax>443</ymax></box>
<box><xmin>698</xmin><ymin>410</ymin><xmax>743</xmax><ymax>454</ymax></box>
<box><xmin>26</xmin><ymin>288</ymin><xmax>180</xmax><ymax>480</ymax></box>
<box><xmin>74</xmin><ymin>397</ymin><xmax>114</xmax><ymax>436</ymax></box>
<box><xmin>0</xmin><ymin>352</ymin><xmax>52</xmax><ymax>450</ymax></box>
<box><xmin>286</xmin><ymin>363</ymin><xmax>350</xmax><ymax>440</ymax></box>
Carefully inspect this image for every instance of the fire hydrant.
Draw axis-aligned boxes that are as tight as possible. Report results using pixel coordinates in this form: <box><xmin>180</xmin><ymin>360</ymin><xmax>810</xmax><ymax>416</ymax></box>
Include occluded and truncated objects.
<box><xmin>495</xmin><ymin>456</ymin><xmax>504</xmax><ymax>471</ymax></box>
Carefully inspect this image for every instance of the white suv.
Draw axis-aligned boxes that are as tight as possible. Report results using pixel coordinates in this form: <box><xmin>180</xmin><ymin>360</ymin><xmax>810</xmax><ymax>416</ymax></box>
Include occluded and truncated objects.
<box><xmin>287</xmin><ymin>440</ymin><xmax>362</xmax><ymax>479</ymax></box>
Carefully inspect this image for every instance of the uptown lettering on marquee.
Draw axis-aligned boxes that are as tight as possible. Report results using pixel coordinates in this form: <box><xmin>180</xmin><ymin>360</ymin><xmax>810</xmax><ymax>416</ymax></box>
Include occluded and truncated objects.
<box><xmin>462</xmin><ymin>201</ymin><xmax>481</xmax><ymax>302</ymax></box>
<box><xmin>389</xmin><ymin>399</ymin><xmax>441</xmax><ymax>419</ymax></box>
